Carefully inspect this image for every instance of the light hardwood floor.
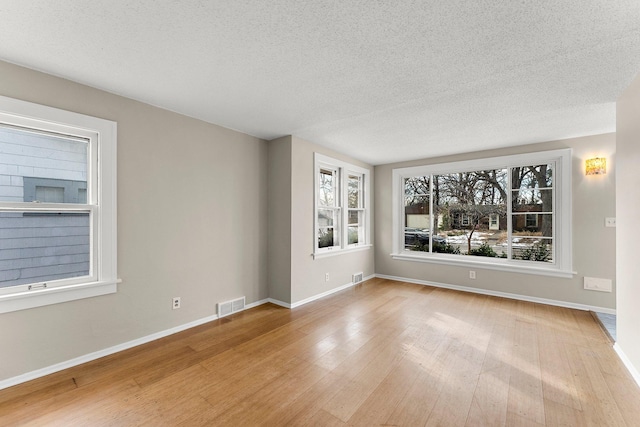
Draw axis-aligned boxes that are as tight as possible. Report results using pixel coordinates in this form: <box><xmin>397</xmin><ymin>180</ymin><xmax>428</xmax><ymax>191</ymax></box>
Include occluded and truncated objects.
<box><xmin>1</xmin><ymin>278</ymin><xmax>639</xmax><ymax>426</ymax></box>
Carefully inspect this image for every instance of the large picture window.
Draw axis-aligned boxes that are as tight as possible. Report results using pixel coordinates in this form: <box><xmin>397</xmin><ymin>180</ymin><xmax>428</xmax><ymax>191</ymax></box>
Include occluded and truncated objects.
<box><xmin>392</xmin><ymin>149</ymin><xmax>572</xmax><ymax>277</ymax></box>
<box><xmin>314</xmin><ymin>154</ymin><xmax>370</xmax><ymax>257</ymax></box>
<box><xmin>0</xmin><ymin>95</ymin><xmax>117</xmax><ymax>313</ymax></box>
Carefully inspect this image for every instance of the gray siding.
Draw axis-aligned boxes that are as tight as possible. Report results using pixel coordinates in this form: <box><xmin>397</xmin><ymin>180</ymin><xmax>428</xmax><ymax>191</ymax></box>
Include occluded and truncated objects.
<box><xmin>0</xmin><ymin>213</ymin><xmax>90</xmax><ymax>287</ymax></box>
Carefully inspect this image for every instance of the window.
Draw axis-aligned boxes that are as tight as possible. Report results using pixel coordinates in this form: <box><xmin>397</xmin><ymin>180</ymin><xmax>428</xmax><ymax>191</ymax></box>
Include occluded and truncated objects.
<box><xmin>392</xmin><ymin>149</ymin><xmax>572</xmax><ymax>277</ymax></box>
<box><xmin>314</xmin><ymin>154</ymin><xmax>370</xmax><ymax>257</ymax></box>
<box><xmin>0</xmin><ymin>95</ymin><xmax>117</xmax><ymax>313</ymax></box>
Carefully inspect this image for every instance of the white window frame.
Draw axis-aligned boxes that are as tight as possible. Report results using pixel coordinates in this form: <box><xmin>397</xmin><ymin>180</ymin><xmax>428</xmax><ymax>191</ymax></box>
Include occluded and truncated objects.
<box><xmin>314</xmin><ymin>153</ymin><xmax>371</xmax><ymax>258</ymax></box>
<box><xmin>0</xmin><ymin>95</ymin><xmax>117</xmax><ymax>313</ymax></box>
<box><xmin>391</xmin><ymin>149</ymin><xmax>573</xmax><ymax>277</ymax></box>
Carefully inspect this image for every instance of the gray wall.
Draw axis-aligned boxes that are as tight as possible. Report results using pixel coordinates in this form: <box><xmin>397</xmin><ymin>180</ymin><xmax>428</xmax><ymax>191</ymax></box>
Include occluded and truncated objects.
<box><xmin>290</xmin><ymin>136</ymin><xmax>375</xmax><ymax>304</ymax></box>
<box><xmin>375</xmin><ymin>133</ymin><xmax>616</xmax><ymax>309</ymax></box>
<box><xmin>0</xmin><ymin>60</ymin><xmax>268</xmax><ymax>381</ymax></box>
<box><xmin>266</xmin><ymin>135</ymin><xmax>375</xmax><ymax>305</ymax></box>
<box><xmin>616</xmin><ymin>72</ymin><xmax>640</xmax><ymax>377</ymax></box>
<box><xmin>267</xmin><ymin>136</ymin><xmax>292</xmax><ymax>303</ymax></box>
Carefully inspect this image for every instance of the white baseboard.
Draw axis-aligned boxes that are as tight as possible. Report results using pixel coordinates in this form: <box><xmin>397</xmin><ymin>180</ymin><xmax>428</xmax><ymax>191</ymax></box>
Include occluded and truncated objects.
<box><xmin>375</xmin><ymin>274</ymin><xmax>616</xmax><ymax>315</ymax></box>
<box><xmin>0</xmin><ymin>299</ymin><xmax>269</xmax><ymax>391</ymax></box>
<box><xmin>289</xmin><ymin>274</ymin><xmax>376</xmax><ymax>309</ymax></box>
<box><xmin>614</xmin><ymin>343</ymin><xmax>640</xmax><ymax>388</ymax></box>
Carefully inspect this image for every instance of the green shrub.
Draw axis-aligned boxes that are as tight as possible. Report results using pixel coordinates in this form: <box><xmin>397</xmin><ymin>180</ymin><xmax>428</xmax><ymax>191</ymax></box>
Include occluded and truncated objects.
<box><xmin>519</xmin><ymin>242</ymin><xmax>551</xmax><ymax>262</ymax></box>
<box><xmin>432</xmin><ymin>241</ymin><xmax>460</xmax><ymax>254</ymax></box>
<box><xmin>468</xmin><ymin>242</ymin><xmax>498</xmax><ymax>257</ymax></box>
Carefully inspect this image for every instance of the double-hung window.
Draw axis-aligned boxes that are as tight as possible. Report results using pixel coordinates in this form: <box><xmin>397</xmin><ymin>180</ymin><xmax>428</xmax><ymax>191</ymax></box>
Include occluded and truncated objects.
<box><xmin>314</xmin><ymin>154</ymin><xmax>370</xmax><ymax>257</ymax></box>
<box><xmin>392</xmin><ymin>149</ymin><xmax>572</xmax><ymax>277</ymax></box>
<box><xmin>0</xmin><ymin>95</ymin><xmax>117</xmax><ymax>313</ymax></box>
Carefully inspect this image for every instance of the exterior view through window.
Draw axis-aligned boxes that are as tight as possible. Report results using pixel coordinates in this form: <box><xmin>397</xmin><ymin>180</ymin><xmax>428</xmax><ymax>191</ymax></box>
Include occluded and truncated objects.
<box><xmin>0</xmin><ymin>125</ymin><xmax>90</xmax><ymax>289</ymax></box>
<box><xmin>403</xmin><ymin>163</ymin><xmax>555</xmax><ymax>263</ymax></box>
<box><xmin>314</xmin><ymin>153</ymin><xmax>370</xmax><ymax>256</ymax></box>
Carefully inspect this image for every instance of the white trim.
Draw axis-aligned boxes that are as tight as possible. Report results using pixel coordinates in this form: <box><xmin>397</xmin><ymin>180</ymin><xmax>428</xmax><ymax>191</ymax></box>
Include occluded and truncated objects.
<box><xmin>613</xmin><ymin>344</ymin><xmax>640</xmax><ymax>388</ymax></box>
<box><xmin>314</xmin><ymin>153</ymin><xmax>371</xmax><ymax>257</ymax></box>
<box><xmin>312</xmin><ymin>244</ymin><xmax>372</xmax><ymax>259</ymax></box>
<box><xmin>289</xmin><ymin>274</ymin><xmax>376</xmax><ymax>308</ymax></box>
<box><xmin>0</xmin><ymin>95</ymin><xmax>117</xmax><ymax>313</ymax></box>
<box><xmin>0</xmin><ymin>297</ymin><xmax>269</xmax><ymax>391</ymax></box>
<box><xmin>392</xmin><ymin>148</ymin><xmax>572</xmax><ymax>276</ymax></box>
<box><xmin>0</xmin><ymin>279</ymin><xmax>120</xmax><ymax>314</ymax></box>
<box><xmin>267</xmin><ymin>298</ymin><xmax>292</xmax><ymax>309</ymax></box>
<box><xmin>375</xmin><ymin>274</ymin><xmax>616</xmax><ymax>314</ymax></box>
<box><xmin>390</xmin><ymin>253</ymin><xmax>576</xmax><ymax>278</ymax></box>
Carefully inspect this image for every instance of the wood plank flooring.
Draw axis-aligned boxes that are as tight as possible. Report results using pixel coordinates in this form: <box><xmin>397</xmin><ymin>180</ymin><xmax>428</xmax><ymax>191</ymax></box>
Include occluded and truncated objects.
<box><xmin>1</xmin><ymin>278</ymin><xmax>639</xmax><ymax>426</ymax></box>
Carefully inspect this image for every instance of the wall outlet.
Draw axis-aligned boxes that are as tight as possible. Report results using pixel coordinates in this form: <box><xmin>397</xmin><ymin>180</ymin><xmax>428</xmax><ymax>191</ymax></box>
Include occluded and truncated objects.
<box><xmin>605</xmin><ymin>217</ymin><xmax>616</xmax><ymax>227</ymax></box>
<box><xmin>325</xmin><ymin>273</ymin><xmax>330</xmax><ymax>282</ymax></box>
<box><xmin>172</xmin><ymin>297</ymin><xmax>181</xmax><ymax>309</ymax></box>
<box><xmin>469</xmin><ymin>270</ymin><xmax>476</xmax><ymax>279</ymax></box>
<box><xmin>584</xmin><ymin>277</ymin><xmax>612</xmax><ymax>292</ymax></box>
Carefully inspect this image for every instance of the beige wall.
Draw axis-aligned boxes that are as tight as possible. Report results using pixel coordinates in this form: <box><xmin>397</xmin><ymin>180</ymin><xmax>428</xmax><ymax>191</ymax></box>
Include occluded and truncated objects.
<box><xmin>375</xmin><ymin>134</ymin><xmax>616</xmax><ymax>309</ymax></box>
<box><xmin>0</xmin><ymin>61</ymin><xmax>268</xmax><ymax>381</ymax></box>
<box><xmin>267</xmin><ymin>136</ymin><xmax>292</xmax><ymax>303</ymax></box>
<box><xmin>290</xmin><ymin>136</ymin><xmax>375</xmax><ymax>304</ymax></box>
<box><xmin>616</xmin><ymin>72</ymin><xmax>640</xmax><ymax>377</ymax></box>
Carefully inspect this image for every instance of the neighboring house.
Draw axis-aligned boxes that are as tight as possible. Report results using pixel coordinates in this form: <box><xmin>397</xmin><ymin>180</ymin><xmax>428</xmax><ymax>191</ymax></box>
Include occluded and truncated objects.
<box><xmin>0</xmin><ymin>127</ymin><xmax>89</xmax><ymax>288</ymax></box>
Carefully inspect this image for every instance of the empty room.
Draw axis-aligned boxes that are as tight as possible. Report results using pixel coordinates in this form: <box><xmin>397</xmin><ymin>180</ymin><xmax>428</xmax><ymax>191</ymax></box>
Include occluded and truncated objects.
<box><xmin>1</xmin><ymin>1</ymin><xmax>640</xmax><ymax>425</ymax></box>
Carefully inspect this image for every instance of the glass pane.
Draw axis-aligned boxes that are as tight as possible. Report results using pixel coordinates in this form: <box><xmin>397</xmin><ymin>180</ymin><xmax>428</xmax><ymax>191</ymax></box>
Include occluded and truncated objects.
<box><xmin>512</xmin><ymin>214</ymin><xmax>553</xmax><ymax>237</ymax></box>
<box><xmin>405</xmin><ymin>195</ymin><xmax>430</xmax><ymax>229</ymax></box>
<box><xmin>348</xmin><ymin>209</ymin><xmax>361</xmax><ymax>225</ymax></box>
<box><xmin>0</xmin><ymin>211</ymin><xmax>90</xmax><ymax>288</ymax></box>
<box><xmin>405</xmin><ymin>176</ymin><xmax>429</xmax><ymax>196</ymax></box>
<box><xmin>318</xmin><ymin>228</ymin><xmax>335</xmax><ymax>248</ymax></box>
<box><xmin>511</xmin><ymin>188</ymin><xmax>552</xmax><ymax>213</ymax></box>
<box><xmin>511</xmin><ymin>164</ymin><xmax>553</xmax><ymax>189</ymax></box>
<box><xmin>318</xmin><ymin>168</ymin><xmax>335</xmax><ymax>207</ymax></box>
<box><xmin>0</xmin><ymin>126</ymin><xmax>88</xmax><ymax>203</ymax></box>
<box><xmin>434</xmin><ymin>170</ymin><xmax>507</xmax><ymax>256</ymax></box>
<box><xmin>348</xmin><ymin>225</ymin><xmax>365</xmax><ymax>245</ymax></box>
<box><xmin>348</xmin><ymin>174</ymin><xmax>361</xmax><ymax>209</ymax></box>
<box><xmin>511</xmin><ymin>237</ymin><xmax>553</xmax><ymax>263</ymax></box>
<box><xmin>317</xmin><ymin>208</ymin><xmax>335</xmax><ymax>227</ymax></box>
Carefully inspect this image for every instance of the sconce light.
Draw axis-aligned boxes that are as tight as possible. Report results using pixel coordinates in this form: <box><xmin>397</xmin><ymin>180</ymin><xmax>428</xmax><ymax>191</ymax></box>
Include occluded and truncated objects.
<box><xmin>585</xmin><ymin>157</ymin><xmax>606</xmax><ymax>175</ymax></box>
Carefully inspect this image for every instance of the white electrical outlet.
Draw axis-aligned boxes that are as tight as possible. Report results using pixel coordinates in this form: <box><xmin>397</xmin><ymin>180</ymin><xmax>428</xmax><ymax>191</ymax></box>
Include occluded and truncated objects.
<box><xmin>325</xmin><ymin>273</ymin><xmax>330</xmax><ymax>282</ymax></box>
<box><xmin>172</xmin><ymin>297</ymin><xmax>181</xmax><ymax>309</ymax></box>
<box><xmin>469</xmin><ymin>270</ymin><xmax>476</xmax><ymax>279</ymax></box>
<box><xmin>605</xmin><ymin>217</ymin><xmax>616</xmax><ymax>227</ymax></box>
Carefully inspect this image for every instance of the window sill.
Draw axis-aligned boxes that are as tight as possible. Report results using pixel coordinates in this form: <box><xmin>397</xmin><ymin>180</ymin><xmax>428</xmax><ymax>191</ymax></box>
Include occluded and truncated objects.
<box><xmin>0</xmin><ymin>279</ymin><xmax>120</xmax><ymax>314</ymax></box>
<box><xmin>390</xmin><ymin>252</ymin><xmax>575</xmax><ymax>278</ymax></box>
<box><xmin>313</xmin><ymin>244</ymin><xmax>372</xmax><ymax>259</ymax></box>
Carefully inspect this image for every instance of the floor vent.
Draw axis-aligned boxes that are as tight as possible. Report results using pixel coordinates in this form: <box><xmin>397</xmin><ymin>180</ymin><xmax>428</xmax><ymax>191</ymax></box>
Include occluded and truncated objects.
<box><xmin>218</xmin><ymin>296</ymin><xmax>246</xmax><ymax>318</ymax></box>
<box><xmin>353</xmin><ymin>272</ymin><xmax>364</xmax><ymax>284</ymax></box>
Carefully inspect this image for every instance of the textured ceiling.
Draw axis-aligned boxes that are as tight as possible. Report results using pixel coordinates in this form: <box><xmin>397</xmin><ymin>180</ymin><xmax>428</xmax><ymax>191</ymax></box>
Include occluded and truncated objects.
<box><xmin>1</xmin><ymin>1</ymin><xmax>639</xmax><ymax>164</ymax></box>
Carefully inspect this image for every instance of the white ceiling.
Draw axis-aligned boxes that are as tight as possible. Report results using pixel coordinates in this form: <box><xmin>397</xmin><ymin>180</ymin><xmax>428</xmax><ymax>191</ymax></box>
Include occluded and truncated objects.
<box><xmin>1</xmin><ymin>1</ymin><xmax>639</xmax><ymax>165</ymax></box>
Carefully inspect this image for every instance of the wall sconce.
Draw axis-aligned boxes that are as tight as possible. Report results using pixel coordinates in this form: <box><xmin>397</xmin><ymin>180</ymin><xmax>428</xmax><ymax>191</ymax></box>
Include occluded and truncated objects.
<box><xmin>585</xmin><ymin>157</ymin><xmax>606</xmax><ymax>175</ymax></box>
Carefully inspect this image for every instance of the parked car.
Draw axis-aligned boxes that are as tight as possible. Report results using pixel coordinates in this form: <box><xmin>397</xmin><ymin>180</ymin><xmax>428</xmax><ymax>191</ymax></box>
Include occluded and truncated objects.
<box><xmin>404</xmin><ymin>227</ymin><xmax>446</xmax><ymax>246</ymax></box>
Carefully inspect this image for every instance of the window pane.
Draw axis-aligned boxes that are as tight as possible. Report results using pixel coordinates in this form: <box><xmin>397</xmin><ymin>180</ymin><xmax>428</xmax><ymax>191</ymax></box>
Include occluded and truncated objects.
<box><xmin>512</xmin><ymin>213</ymin><xmax>553</xmax><ymax>237</ymax></box>
<box><xmin>512</xmin><ymin>188</ymin><xmax>552</xmax><ymax>213</ymax></box>
<box><xmin>318</xmin><ymin>228</ymin><xmax>335</xmax><ymax>248</ymax></box>
<box><xmin>348</xmin><ymin>209</ymin><xmax>361</xmax><ymax>225</ymax></box>
<box><xmin>511</xmin><ymin>164</ymin><xmax>553</xmax><ymax>189</ymax></box>
<box><xmin>405</xmin><ymin>176</ymin><xmax>429</xmax><ymax>197</ymax></box>
<box><xmin>434</xmin><ymin>170</ymin><xmax>507</xmax><ymax>256</ymax></box>
<box><xmin>318</xmin><ymin>168</ymin><xmax>336</xmax><ymax>207</ymax></box>
<box><xmin>348</xmin><ymin>174</ymin><xmax>361</xmax><ymax>209</ymax></box>
<box><xmin>512</xmin><ymin>237</ymin><xmax>553</xmax><ymax>263</ymax></box>
<box><xmin>317</xmin><ymin>208</ymin><xmax>335</xmax><ymax>227</ymax></box>
<box><xmin>0</xmin><ymin>211</ymin><xmax>90</xmax><ymax>288</ymax></box>
<box><xmin>0</xmin><ymin>126</ymin><xmax>88</xmax><ymax>203</ymax></box>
